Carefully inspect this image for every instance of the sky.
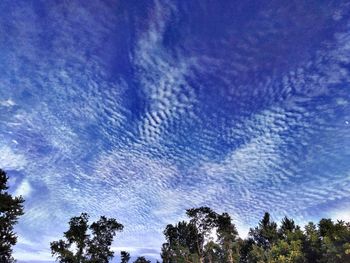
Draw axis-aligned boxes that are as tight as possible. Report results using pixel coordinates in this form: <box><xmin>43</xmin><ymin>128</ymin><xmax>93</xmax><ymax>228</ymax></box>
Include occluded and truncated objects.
<box><xmin>0</xmin><ymin>0</ymin><xmax>350</xmax><ymax>262</ymax></box>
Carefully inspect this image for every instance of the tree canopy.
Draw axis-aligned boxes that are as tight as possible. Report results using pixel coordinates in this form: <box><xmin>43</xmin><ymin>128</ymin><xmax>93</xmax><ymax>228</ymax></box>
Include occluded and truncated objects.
<box><xmin>0</xmin><ymin>169</ymin><xmax>24</xmax><ymax>262</ymax></box>
<box><xmin>50</xmin><ymin>213</ymin><xmax>123</xmax><ymax>263</ymax></box>
<box><xmin>161</xmin><ymin>209</ymin><xmax>350</xmax><ymax>263</ymax></box>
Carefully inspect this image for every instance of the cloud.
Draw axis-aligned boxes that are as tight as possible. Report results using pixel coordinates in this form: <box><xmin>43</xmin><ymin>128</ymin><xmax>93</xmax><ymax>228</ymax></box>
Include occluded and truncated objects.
<box><xmin>13</xmin><ymin>250</ymin><xmax>52</xmax><ymax>262</ymax></box>
<box><xmin>332</xmin><ymin>210</ymin><xmax>350</xmax><ymax>222</ymax></box>
<box><xmin>0</xmin><ymin>99</ymin><xmax>15</xmax><ymax>107</ymax></box>
<box><xmin>14</xmin><ymin>179</ymin><xmax>32</xmax><ymax>198</ymax></box>
<box><xmin>1</xmin><ymin>0</ymin><xmax>350</xmax><ymax>261</ymax></box>
<box><xmin>0</xmin><ymin>146</ymin><xmax>27</xmax><ymax>170</ymax></box>
<box><xmin>133</xmin><ymin>1</ymin><xmax>196</xmax><ymax>143</ymax></box>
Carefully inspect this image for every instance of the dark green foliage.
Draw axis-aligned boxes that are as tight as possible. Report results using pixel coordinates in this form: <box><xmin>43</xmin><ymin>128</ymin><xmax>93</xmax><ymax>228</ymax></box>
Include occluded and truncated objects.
<box><xmin>133</xmin><ymin>256</ymin><xmax>151</xmax><ymax>263</ymax></box>
<box><xmin>50</xmin><ymin>213</ymin><xmax>90</xmax><ymax>263</ymax></box>
<box><xmin>249</xmin><ymin>212</ymin><xmax>278</xmax><ymax>250</ymax></box>
<box><xmin>186</xmin><ymin>207</ymin><xmax>218</xmax><ymax>263</ymax></box>
<box><xmin>303</xmin><ymin>222</ymin><xmax>322</xmax><ymax>262</ymax></box>
<box><xmin>317</xmin><ymin>219</ymin><xmax>350</xmax><ymax>263</ymax></box>
<box><xmin>203</xmin><ymin>240</ymin><xmax>222</xmax><ymax>263</ymax></box>
<box><xmin>162</xmin><ymin>208</ymin><xmax>350</xmax><ymax>263</ymax></box>
<box><xmin>0</xmin><ymin>169</ymin><xmax>24</xmax><ymax>263</ymax></box>
<box><xmin>279</xmin><ymin>217</ymin><xmax>296</xmax><ymax>238</ymax></box>
<box><xmin>50</xmin><ymin>213</ymin><xmax>123</xmax><ymax>263</ymax></box>
<box><xmin>239</xmin><ymin>238</ymin><xmax>254</xmax><ymax>263</ymax></box>
<box><xmin>88</xmin><ymin>216</ymin><xmax>123</xmax><ymax>262</ymax></box>
<box><xmin>121</xmin><ymin>251</ymin><xmax>131</xmax><ymax>263</ymax></box>
<box><xmin>161</xmin><ymin>221</ymin><xmax>200</xmax><ymax>262</ymax></box>
<box><xmin>216</xmin><ymin>213</ymin><xmax>239</xmax><ymax>263</ymax></box>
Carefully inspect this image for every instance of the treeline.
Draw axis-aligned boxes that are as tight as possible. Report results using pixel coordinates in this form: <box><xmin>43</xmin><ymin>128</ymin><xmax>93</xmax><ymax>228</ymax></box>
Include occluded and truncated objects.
<box><xmin>1</xmin><ymin>169</ymin><xmax>350</xmax><ymax>262</ymax></box>
<box><xmin>160</xmin><ymin>208</ymin><xmax>350</xmax><ymax>263</ymax></box>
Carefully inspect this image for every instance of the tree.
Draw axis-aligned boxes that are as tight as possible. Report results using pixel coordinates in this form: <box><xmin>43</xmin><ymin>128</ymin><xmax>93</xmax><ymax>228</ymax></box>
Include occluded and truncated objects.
<box><xmin>245</xmin><ymin>213</ymin><xmax>286</xmax><ymax>262</ymax></box>
<box><xmin>161</xmin><ymin>221</ymin><xmax>200</xmax><ymax>263</ymax></box>
<box><xmin>246</xmin><ymin>243</ymin><xmax>270</xmax><ymax>263</ymax></box>
<box><xmin>161</xmin><ymin>208</ymin><xmax>241</xmax><ymax>263</ymax></box>
<box><xmin>0</xmin><ymin>169</ymin><xmax>25</xmax><ymax>262</ymax></box>
<box><xmin>270</xmin><ymin>239</ymin><xmax>305</xmax><ymax>263</ymax></box>
<box><xmin>88</xmin><ymin>216</ymin><xmax>124</xmax><ymax>262</ymax></box>
<box><xmin>50</xmin><ymin>213</ymin><xmax>123</xmax><ymax>263</ymax></box>
<box><xmin>278</xmin><ymin>217</ymin><xmax>296</xmax><ymax>239</ymax></box>
<box><xmin>186</xmin><ymin>207</ymin><xmax>218</xmax><ymax>263</ymax></box>
<box><xmin>203</xmin><ymin>240</ymin><xmax>222</xmax><ymax>263</ymax></box>
<box><xmin>133</xmin><ymin>256</ymin><xmax>151</xmax><ymax>263</ymax></box>
<box><xmin>303</xmin><ymin>222</ymin><xmax>322</xmax><ymax>262</ymax></box>
<box><xmin>269</xmin><ymin>217</ymin><xmax>307</xmax><ymax>262</ymax></box>
<box><xmin>161</xmin><ymin>207</ymin><xmax>350</xmax><ymax>263</ymax></box>
<box><xmin>216</xmin><ymin>213</ymin><xmax>239</xmax><ymax>263</ymax></box>
<box><xmin>249</xmin><ymin>212</ymin><xmax>278</xmax><ymax>250</ymax></box>
<box><xmin>121</xmin><ymin>251</ymin><xmax>131</xmax><ymax>263</ymax></box>
<box><xmin>318</xmin><ymin>219</ymin><xmax>350</xmax><ymax>263</ymax></box>
<box><xmin>239</xmin><ymin>238</ymin><xmax>254</xmax><ymax>263</ymax></box>
<box><xmin>50</xmin><ymin>213</ymin><xmax>90</xmax><ymax>263</ymax></box>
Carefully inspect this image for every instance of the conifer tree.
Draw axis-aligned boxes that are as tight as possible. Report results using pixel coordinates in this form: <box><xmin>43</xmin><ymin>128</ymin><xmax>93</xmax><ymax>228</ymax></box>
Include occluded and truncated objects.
<box><xmin>0</xmin><ymin>169</ymin><xmax>24</xmax><ymax>263</ymax></box>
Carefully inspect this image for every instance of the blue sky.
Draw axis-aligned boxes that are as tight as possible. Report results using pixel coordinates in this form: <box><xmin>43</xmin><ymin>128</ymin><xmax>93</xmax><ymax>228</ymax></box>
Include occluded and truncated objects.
<box><xmin>0</xmin><ymin>0</ymin><xmax>350</xmax><ymax>262</ymax></box>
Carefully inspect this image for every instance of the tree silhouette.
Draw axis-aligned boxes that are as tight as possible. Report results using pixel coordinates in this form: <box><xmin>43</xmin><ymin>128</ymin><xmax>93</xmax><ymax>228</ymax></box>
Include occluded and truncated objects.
<box><xmin>249</xmin><ymin>212</ymin><xmax>278</xmax><ymax>250</ymax></box>
<box><xmin>216</xmin><ymin>212</ymin><xmax>239</xmax><ymax>263</ymax></box>
<box><xmin>303</xmin><ymin>222</ymin><xmax>322</xmax><ymax>262</ymax></box>
<box><xmin>0</xmin><ymin>169</ymin><xmax>24</xmax><ymax>263</ymax></box>
<box><xmin>50</xmin><ymin>213</ymin><xmax>123</xmax><ymax>263</ymax></box>
<box><xmin>161</xmin><ymin>221</ymin><xmax>200</xmax><ymax>262</ymax></box>
<box><xmin>121</xmin><ymin>251</ymin><xmax>131</xmax><ymax>263</ymax></box>
<box><xmin>133</xmin><ymin>256</ymin><xmax>151</xmax><ymax>263</ymax></box>
<box><xmin>186</xmin><ymin>207</ymin><xmax>218</xmax><ymax>263</ymax></box>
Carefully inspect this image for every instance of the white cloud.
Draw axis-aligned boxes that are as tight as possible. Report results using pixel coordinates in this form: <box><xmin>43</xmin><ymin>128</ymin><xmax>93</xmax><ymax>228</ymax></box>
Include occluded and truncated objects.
<box><xmin>236</xmin><ymin>222</ymin><xmax>251</xmax><ymax>239</ymax></box>
<box><xmin>134</xmin><ymin>1</ymin><xmax>196</xmax><ymax>143</ymax></box>
<box><xmin>0</xmin><ymin>146</ymin><xmax>27</xmax><ymax>170</ymax></box>
<box><xmin>15</xmin><ymin>179</ymin><xmax>32</xmax><ymax>198</ymax></box>
<box><xmin>13</xmin><ymin>250</ymin><xmax>52</xmax><ymax>261</ymax></box>
<box><xmin>331</xmin><ymin>209</ymin><xmax>350</xmax><ymax>222</ymax></box>
<box><xmin>0</xmin><ymin>99</ymin><xmax>15</xmax><ymax>107</ymax></box>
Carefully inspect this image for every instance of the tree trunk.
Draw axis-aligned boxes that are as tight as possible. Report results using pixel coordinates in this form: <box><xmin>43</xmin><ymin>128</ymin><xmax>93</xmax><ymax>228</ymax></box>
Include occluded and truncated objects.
<box><xmin>228</xmin><ymin>249</ymin><xmax>234</xmax><ymax>263</ymax></box>
<box><xmin>225</xmin><ymin>242</ymin><xmax>234</xmax><ymax>263</ymax></box>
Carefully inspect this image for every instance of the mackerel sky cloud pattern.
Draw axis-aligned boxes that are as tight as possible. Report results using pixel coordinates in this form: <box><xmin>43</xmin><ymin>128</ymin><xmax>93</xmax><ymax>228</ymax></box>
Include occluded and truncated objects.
<box><xmin>0</xmin><ymin>0</ymin><xmax>350</xmax><ymax>262</ymax></box>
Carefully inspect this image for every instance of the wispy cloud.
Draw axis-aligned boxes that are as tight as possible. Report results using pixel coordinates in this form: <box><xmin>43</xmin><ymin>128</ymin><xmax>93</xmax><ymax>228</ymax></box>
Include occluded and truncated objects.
<box><xmin>133</xmin><ymin>1</ymin><xmax>196</xmax><ymax>143</ymax></box>
<box><xmin>0</xmin><ymin>99</ymin><xmax>16</xmax><ymax>107</ymax></box>
<box><xmin>0</xmin><ymin>146</ymin><xmax>27</xmax><ymax>170</ymax></box>
<box><xmin>0</xmin><ymin>1</ymin><xmax>349</xmax><ymax>261</ymax></box>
